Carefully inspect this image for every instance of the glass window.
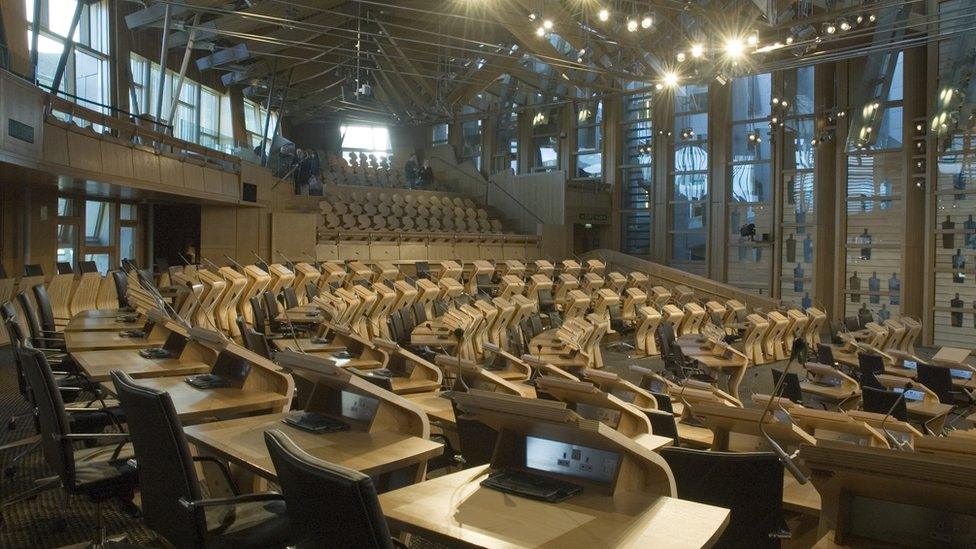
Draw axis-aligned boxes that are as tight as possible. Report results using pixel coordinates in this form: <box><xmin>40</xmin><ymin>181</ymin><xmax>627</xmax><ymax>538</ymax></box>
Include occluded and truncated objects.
<box><xmin>57</xmin><ymin>224</ymin><xmax>77</xmax><ymax>266</ymax></box>
<box><xmin>531</xmin><ymin>107</ymin><xmax>560</xmax><ymax>172</ymax></box>
<box><xmin>85</xmin><ymin>200</ymin><xmax>112</xmax><ymax>247</ymax></box>
<box><xmin>670</xmin><ymin>83</ymin><xmax>709</xmax><ymax>273</ymax></box>
<box><xmin>432</xmin><ymin>123</ymin><xmax>449</xmax><ymax>146</ymax></box>
<box><xmin>574</xmin><ymin>101</ymin><xmax>602</xmax><ymax>180</ymax></box>
<box><xmin>84</xmin><ymin>253</ymin><xmax>110</xmax><ymax>275</ymax></box>
<box><xmin>120</xmin><ymin>204</ymin><xmax>137</xmax><ymax>221</ymax></box>
<box><xmin>119</xmin><ymin>226</ymin><xmax>136</xmax><ymax>262</ymax></box>
<box><xmin>493</xmin><ymin>111</ymin><xmax>518</xmax><ymax>174</ymax></box>
<box><xmin>460</xmin><ymin>119</ymin><xmax>483</xmax><ymax>171</ymax></box>
<box><xmin>340</xmin><ymin>124</ymin><xmax>392</xmax><ymax>162</ymax></box>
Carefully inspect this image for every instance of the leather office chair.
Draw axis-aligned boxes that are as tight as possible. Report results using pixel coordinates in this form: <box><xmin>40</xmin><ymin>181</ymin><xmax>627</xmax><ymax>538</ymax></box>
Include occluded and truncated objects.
<box><xmin>112</xmin><ymin>270</ymin><xmax>130</xmax><ymax>309</ymax></box>
<box><xmin>30</xmin><ymin>283</ymin><xmax>63</xmax><ymax>336</ymax></box>
<box><xmin>304</xmin><ymin>282</ymin><xmax>319</xmax><ymax>302</ymax></box>
<box><xmin>264</xmin><ymin>429</ymin><xmax>405</xmax><ymax>549</ymax></box>
<box><xmin>111</xmin><ymin>371</ymin><xmax>290</xmax><ymax>549</ymax></box>
<box><xmin>263</xmin><ymin>291</ymin><xmax>302</xmax><ymax>336</ymax></box>
<box><xmin>861</xmin><ymin>386</ymin><xmax>908</xmax><ymax>421</ymax></box>
<box><xmin>816</xmin><ymin>344</ymin><xmax>837</xmax><ymax>367</ymax></box>
<box><xmin>6</xmin><ymin>348</ymin><xmax>138</xmax><ymax>546</ymax></box>
<box><xmin>644</xmin><ymin>409</ymin><xmax>680</xmax><ymax>446</ymax></box>
<box><xmin>250</xmin><ymin>295</ymin><xmax>269</xmax><ymax>334</ymax></box>
<box><xmin>661</xmin><ymin>447</ymin><xmax>786</xmax><ymax>548</ymax></box>
<box><xmin>282</xmin><ymin>287</ymin><xmax>300</xmax><ymax>309</ymax></box>
<box><xmin>15</xmin><ymin>291</ymin><xmax>65</xmax><ymax>351</ymax></box>
<box><xmin>236</xmin><ymin>316</ymin><xmax>273</xmax><ymax>360</ymax></box>
<box><xmin>23</xmin><ymin>264</ymin><xmax>43</xmax><ymax>277</ymax></box>
<box><xmin>771</xmin><ymin>369</ymin><xmax>804</xmax><ymax>404</ymax></box>
<box><xmin>916</xmin><ymin>363</ymin><xmax>953</xmax><ymax>405</ymax></box>
<box><xmin>858</xmin><ymin>354</ymin><xmax>885</xmax><ymax>390</ymax></box>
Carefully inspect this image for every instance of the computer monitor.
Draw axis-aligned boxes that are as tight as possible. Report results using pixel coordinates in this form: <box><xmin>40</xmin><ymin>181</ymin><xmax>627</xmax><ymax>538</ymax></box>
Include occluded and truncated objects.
<box><xmin>524</xmin><ymin>436</ymin><xmax>619</xmax><ymax>484</ymax></box>
<box><xmin>210</xmin><ymin>350</ymin><xmax>252</xmax><ymax>388</ymax></box>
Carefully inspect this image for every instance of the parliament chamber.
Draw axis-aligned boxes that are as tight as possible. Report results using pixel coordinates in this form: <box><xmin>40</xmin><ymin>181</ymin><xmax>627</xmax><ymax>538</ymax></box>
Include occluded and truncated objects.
<box><xmin>1</xmin><ymin>0</ymin><xmax>976</xmax><ymax>547</ymax></box>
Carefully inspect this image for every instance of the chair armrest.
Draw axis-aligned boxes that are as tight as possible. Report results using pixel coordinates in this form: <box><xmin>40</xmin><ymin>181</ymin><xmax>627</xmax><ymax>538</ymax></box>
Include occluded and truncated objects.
<box><xmin>191</xmin><ymin>456</ymin><xmax>240</xmax><ymax>495</ymax></box>
<box><xmin>178</xmin><ymin>492</ymin><xmax>283</xmax><ymax>512</ymax></box>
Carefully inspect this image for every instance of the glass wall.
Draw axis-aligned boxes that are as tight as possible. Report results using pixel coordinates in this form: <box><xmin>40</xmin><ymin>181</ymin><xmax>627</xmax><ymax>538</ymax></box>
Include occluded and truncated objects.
<box><xmin>779</xmin><ymin>66</ymin><xmax>817</xmax><ymax>307</ymax></box>
<box><xmin>531</xmin><ymin>107</ymin><xmax>560</xmax><ymax>172</ymax></box>
<box><xmin>56</xmin><ymin>196</ymin><xmax>141</xmax><ymax>274</ymax></box>
<box><xmin>843</xmin><ymin>52</ymin><xmax>905</xmax><ymax>321</ymax></box>
<box><xmin>460</xmin><ymin>118</ymin><xmax>483</xmax><ymax>171</ymax></box>
<box><xmin>574</xmin><ymin>101</ymin><xmax>603</xmax><ymax>180</ymax></box>
<box><xmin>431</xmin><ymin>123</ymin><xmax>449</xmax><ymax>146</ymax></box>
<box><xmin>340</xmin><ymin>124</ymin><xmax>392</xmax><ymax>162</ymax></box>
<box><xmin>244</xmin><ymin>98</ymin><xmax>279</xmax><ymax>155</ymax></box>
<box><xmin>620</xmin><ymin>84</ymin><xmax>653</xmax><ymax>256</ymax></box>
<box><xmin>728</xmin><ymin>73</ymin><xmax>773</xmax><ymax>294</ymax></box>
<box><xmin>670</xmin><ymin>83</ymin><xmax>709</xmax><ymax>274</ymax></box>
<box><xmin>492</xmin><ymin>111</ymin><xmax>518</xmax><ymax>174</ymax></box>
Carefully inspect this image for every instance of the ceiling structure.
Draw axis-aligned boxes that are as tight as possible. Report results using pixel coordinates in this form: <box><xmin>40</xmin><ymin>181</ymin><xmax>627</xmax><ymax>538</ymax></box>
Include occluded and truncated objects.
<box><xmin>125</xmin><ymin>0</ymin><xmax>974</xmax><ymax>131</ymax></box>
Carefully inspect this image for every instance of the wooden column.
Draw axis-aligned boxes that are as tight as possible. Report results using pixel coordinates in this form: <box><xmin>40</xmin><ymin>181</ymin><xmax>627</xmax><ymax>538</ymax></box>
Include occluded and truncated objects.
<box><xmin>901</xmin><ymin>47</ymin><xmax>927</xmax><ymax>322</ymax></box>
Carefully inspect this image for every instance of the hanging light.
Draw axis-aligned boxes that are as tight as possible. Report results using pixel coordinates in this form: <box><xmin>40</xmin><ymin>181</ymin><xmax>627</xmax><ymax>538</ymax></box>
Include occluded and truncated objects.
<box><xmin>535</xmin><ymin>26</ymin><xmax>546</xmax><ymax>36</ymax></box>
<box><xmin>690</xmin><ymin>43</ymin><xmax>705</xmax><ymax>58</ymax></box>
<box><xmin>839</xmin><ymin>18</ymin><xmax>851</xmax><ymax>31</ymax></box>
<box><xmin>627</xmin><ymin>19</ymin><xmax>638</xmax><ymax>32</ymax></box>
<box><xmin>598</xmin><ymin>8</ymin><xmax>609</xmax><ymax>21</ymax></box>
<box><xmin>724</xmin><ymin>37</ymin><xmax>745</xmax><ymax>57</ymax></box>
<box><xmin>542</xmin><ymin>19</ymin><xmax>553</xmax><ymax>30</ymax></box>
<box><xmin>641</xmin><ymin>15</ymin><xmax>653</xmax><ymax>29</ymax></box>
<box><xmin>824</xmin><ymin>22</ymin><xmax>837</xmax><ymax>34</ymax></box>
<box><xmin>662</xmin><ymin>71</ymin><xmax>679</xmax><ymax>87</ymax></box>
<box><xmin>676</xmin><ymin>52</ymin><xmax>686</xmax><ymax>62</ymax></box>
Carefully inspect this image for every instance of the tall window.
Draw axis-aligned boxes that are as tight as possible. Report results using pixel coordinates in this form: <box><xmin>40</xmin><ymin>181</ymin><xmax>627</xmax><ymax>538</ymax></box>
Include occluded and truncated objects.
<box><xmin>57</xmin><ymin>196</ymin><xmax>141</xmax><ymax>274</ymax></box>
<box><xmin>27</xmin><ymin>0</ymin><xmax>110</xmax><ymax>116</ymax></box>
<box><xmin>844</xmin><ymin>52</ymin><xmax>904</xmax><ymax>321</ymax></box>
<box><xmin>620</xmin><ymin>84</ymin><xmax>653</xmax><ymax>256</ymax></box>
<box><xmin>340</xmin><ymin>124</ymin><xmax>392</xmax><ymax>162</ymax></box>
<box><xmin>244</xmin><ymin>98</ymin><xmax>279</xmax><ymax>155</ymax></box>
<box><xmin>670</xmin><ymin>83</ymin><xmax>709</xmax><ymax>274</ymax></box>
<box><xmin>728</xmin><ymin>73</ymin><xmax>773</xmax><ymax>294</ymax></box>
<box><xmin>780</xmin><ymin>66</ymin><xmax>816</xmax><ymax>307</ymax></box>
<box><xmin>575</xmin><ymin>100</ymin><xmax>603</xmax><ymax>180</ymax></box>
<box><xmin>460</xmin><ymin>118</ymin><xmax>483</xmax><ymax>171</ymax></box>
<box><xmin>531</xmin><ymin>107</ymin><xmax>560</xmax><ymax>172</ymax></box>
<box><xmin>492</xmin><ymin>111</ymin><xmax>518</xmax><ymax>174</ymax></box>
<box><xmin>129</xmin><ymin>53</ymin><xmax>226</xmax><ymax>151</ymax></box>
<box><xmin>431</xmin><ymin>123</ymin><xmax>449</xmax><ymax>146</ymax></box>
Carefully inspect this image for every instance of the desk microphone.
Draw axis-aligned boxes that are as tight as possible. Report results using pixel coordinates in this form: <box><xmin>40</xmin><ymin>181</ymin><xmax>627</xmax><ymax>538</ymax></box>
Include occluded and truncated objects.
<box><xmin>757</xmin><ymin>337</ymin><xmax>809</xmax><ymax>485</ymax></box>
<box><xmin>223</xmin><ymin>255</ymin><xmax>246</xmax><ymax>271</ymax></box>
<box><xmin>879</xmin><ymin>381</ymin><xmax>912</xmax><ymax>450</ymax></box>
<box><xmin>135</xmin><ymin>269</ymin><xmax>191</xmax><ymax>330</ymax></box>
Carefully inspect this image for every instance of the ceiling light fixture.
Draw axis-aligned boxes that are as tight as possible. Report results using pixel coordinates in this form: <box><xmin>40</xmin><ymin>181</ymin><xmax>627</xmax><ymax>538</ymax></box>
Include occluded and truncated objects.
<box><xmin>690</xmin><ymin>43</ymin><xmax>704</xmax><ymax>58</ymax></box>
<box><xmin>663</xmin><ymin>71</ymin><xmax>679</xmax><ymax>87</ymax></box>
<box><xmin>598</xmin><ymin>8</ymin><xmax>610</xmax><ymax>21</ymax></box>
<box><xmin>627</xmin><ymin>19</ymin><xmax>638</xmax><ymax>32</ymax></box>
<box><xmin>641</xmin><ymin>15</ymin><xmax>653</xmax><ymax>29</ymax></box>
<box><xmin>676</xmin><ymin>52</ymin><xmax>686</xmax><ymax>62</ymax></box>
<box><xmin>542</xmin><ymin>19</ymin><xmax>553</xmax><ymax>30</ymax></box>
<box><xmin>724</xmin><ymin>37</ymin><xmax>745</xmax><ymax>57</ymax></box>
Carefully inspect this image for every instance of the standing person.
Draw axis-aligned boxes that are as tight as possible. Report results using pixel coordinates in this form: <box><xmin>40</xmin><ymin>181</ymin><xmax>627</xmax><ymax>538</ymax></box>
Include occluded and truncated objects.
<box><xmin>418</xmin><ymin>159</ymin><xmax>434</xmax><ymax>188</ymax></box>
<box><xmin>308</xmin><ymin>151</ymin><xmax>323</xmax><ymax>195</ymax></box>
<box><xmin>293</xmin><ymin>149</ymin><xmax>309</xmax><ymax>195</ymax></box>
<box><xmin>404</xmin><ymin>154</ymin><xmax>418</xmax><ymax>188</ymax></box>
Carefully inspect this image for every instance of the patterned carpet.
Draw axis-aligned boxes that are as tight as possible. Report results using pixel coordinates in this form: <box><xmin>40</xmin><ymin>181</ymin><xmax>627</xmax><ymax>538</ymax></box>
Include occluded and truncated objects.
<box><xmin>0</xmin><ymin>346</ymin><xmax>156</xmax><ymax>548</ymax></box>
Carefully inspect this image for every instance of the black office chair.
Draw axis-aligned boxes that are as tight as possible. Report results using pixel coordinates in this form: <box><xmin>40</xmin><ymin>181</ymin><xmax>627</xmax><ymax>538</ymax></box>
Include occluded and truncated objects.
<box><xmin>6</xmin><ymin>348</ymin><xmax>138</xmax><ymax>545</ymax></box>
<box><xmin>861</xmin><ymin>386</ymin><xmax>907</xmax><ymax>421</ymax></box>
<box><xmin>660</xmin><ymin>447</ymin><xmax>787</xmax><ymax>548</ymax></box>
<box><xmin>112</xmin><ymin>270</ymin><xmax>131</xmax><ymax>309</ymax></box>
<box><xmin>816</xmin><ymin>344</ymin><xmax>836</xmax><ymax>367</ymax></box>
<box><xmin>650</xmin><ymin>391</ymin><xmax>675</xmax><ymax>413</ymax></box>
<box><xmin>250</xmin><ymin>295</ymin><xmax>269</xmax><ymax>335</ymax></box>
<box><xmin>15</xmin><ymin>290</ymin><xmax>66</xmax><ymax>351</ymax></box>
<box><xmin>771</xmin><ymin>369</ymin><xmax>804</xmax><ymax>404</ymax></box>
<box><xmin>111</xmin><ymin>371</ymin><xmax>290</xmax><ymax>549</ymax></box>
<box><xmin>916</xmin><ymin>363</ymin><xmax>954</xmax><ymax>405</ymax></box>
<box><xmin>282</xmin><ymin>287</ymin><xmax>300</xmax><ymax>309</ymax></box>
<box><xmin>78</xmin><ymin>261</ymin><xmax>99</xmax><ymax>274</ymax></box>
<box><xmin>304</xmin><ymin>282</ymin><xmax>319</xmax><ymax>302</ymax></box>
<box><xmin>56</xmin><ymin>262</ymin><xmax>73</xmax><ymax>275</ymax></box>
<box><xmin>644</xmin><ymin>409</ymin><xmax>680</xmax><ymax>446</ymax></box>
<box><xmin>858</xmin><ymin>354</ymin><xmax>885</xmax><ymax>390</ymax></box>
<box><xmin>23</xmin><ymin>264</ymin><xmax>43</xmax><ymax>277</ymax></box>
<box><xmin>264</xmin><ymin>429</ymin><xmax>405</xmax><ymax>549</ymax></box>
<box><xmin>263</xmin><ymin>291</ymin><xmax>302</xmax><ymax>336</ymax></box>
<box><xmin>236</xmin><ymin>316</ymin><xmax>273</xmax><ymax>360</ymax></box>
<box><xmin>415</xmin><ymin>261</ymin><xmax>432</xmax><ymax>280</ymax></box>
<box><xmin>30</xmin><ymin>283</ymin><xmax>65</xmax><ymax>337</ymax></box>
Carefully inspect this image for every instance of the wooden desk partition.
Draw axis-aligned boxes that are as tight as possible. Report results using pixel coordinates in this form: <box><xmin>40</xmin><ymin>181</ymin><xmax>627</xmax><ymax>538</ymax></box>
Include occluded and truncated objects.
<box><xmin>801</xmin><ymin>440</ymin><xmax>976</xmax><ymax>547</ymax></box>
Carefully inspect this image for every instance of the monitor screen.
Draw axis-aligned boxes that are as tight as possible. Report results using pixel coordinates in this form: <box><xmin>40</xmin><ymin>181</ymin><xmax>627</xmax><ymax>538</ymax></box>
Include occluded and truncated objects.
<box><xmin>162</xmin><ymin>332</ymin><xmax>188</xmax><ymax>355</ymax></box>
<box><xmin>893</xmin><ymin>387</ymin><xmax>925</xmax><ymax>402</ymax></box>
<box><xmin>903</xmin><ymin>360</ymin><xmax>917</xmax><ymax>370</ymax></box>
<box><xmin>211</xmin><ymin>351</ymin><xmax>252</xmax><ymax>388</ymax></box>
<box><xmin>950</xmin><ymin>368</ymin><xmax>973</xmax><ymax>380</ymax></box>
<box><xmin>524</xmin><ymin>436</ymin><xmax>619</xmax><ymax>484</ymax></box>
<box><xmin>340</xmin><ymin>390</ymin><xmax>379</xmax><ymax>423</ymax></box>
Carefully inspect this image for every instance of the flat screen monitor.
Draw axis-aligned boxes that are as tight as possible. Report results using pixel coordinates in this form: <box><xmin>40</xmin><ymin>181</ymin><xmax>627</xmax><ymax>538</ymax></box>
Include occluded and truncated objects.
<box><xmin>211</xmin><ymin>350</ymin><xmax>252</xmax><ymax>388</ymax></box>
<box><xmin>902</xmin><ymin>360</ymin><xmax>917</xmax><ymax>370</ymax></box>
<box><xmin>524</xmin><ymin>436</ymin><xmax>619</xmax><ymax>484</ymax></box>
<box><xmin>951</xmin><ymin>368</ymin><xmax>973</xmax><ymax>380</ymax></box>
<box><xmin>340</xmin><ymin>390</ymin><xmax>379</xmax><ymax>423</ymax></box>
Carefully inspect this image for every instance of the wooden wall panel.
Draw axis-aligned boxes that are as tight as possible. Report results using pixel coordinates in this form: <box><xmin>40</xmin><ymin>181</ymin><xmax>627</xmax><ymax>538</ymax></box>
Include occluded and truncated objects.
<box><xmin>159</xmin><ymin>156</ymin><xmax>185</xmax><ymax>188</ymax></box>
<box><xmin>203</xmin><ymin>168</ymin><xmax>223</xmax><ymax>195</ymax></box>
<box><xmin>66</xmin><ymin>130</ymin><xmax>103</xmax><ymax>173</ymax></box>
<box><xmin>100</xmin><ymin>141</ymin><xmax>134</xmax><ymax>180</ymax></box>
<box><xmin>0</xmin><ymin>72</ymin><xmax>45</xmax><ymax>161</ymax></box>
<box><xmin>183</xmin><ymin>163</ymin><xmax>206</xmax><ymax>192</ymax></box>
<box><xmin>270</xmin><ymin>212</ymin><xmax>317</xmax><ymax>260</ymax></box>
<box><xmin>131</xmin><ymin>148</ymin><xmax>161</xmax><ymax>183</ymax></box>
<box><xmin>41</xmin><ymin>124</ymin><xmax>69</xmax><ymax>166</ymax></box>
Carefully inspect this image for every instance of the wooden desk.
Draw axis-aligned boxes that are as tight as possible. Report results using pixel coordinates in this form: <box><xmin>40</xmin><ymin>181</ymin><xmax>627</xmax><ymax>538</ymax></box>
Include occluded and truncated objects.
<box><xmin>379</xmin><ymin>464</ymin><xmax>730</xmax><ymax>548</ymax></box>
<box><xmin>72</xmin><ymin>350</ymin><xmax>210</xmax><ymax>382</ymax></box>
<box><xmin>404</xmin><ymin>392</ymin><xmax>457</xmax><ymax>427</ymax></box>
<box><xmin>99</xmin><ymin>376</ymin><xmax>290</xmax><ymax>425</ymax></box>
<box><xmin>783</xmin><ymin>473</ymin><xmax>822</xmax><ymax>516</ymax></box>
<box><xmin>184</xmin><ymin>413</ymin><xmax>443</xmax><ymax>481</ymax></box>
<box><xmin>65</xmin><ymin>313</ymin><xmax>143</xmax><ymax>332</ymax></box>
<box><xmin>65</xmin><ymin>330</ymin><xmax>161</xmax><ymax>352</ymax></box>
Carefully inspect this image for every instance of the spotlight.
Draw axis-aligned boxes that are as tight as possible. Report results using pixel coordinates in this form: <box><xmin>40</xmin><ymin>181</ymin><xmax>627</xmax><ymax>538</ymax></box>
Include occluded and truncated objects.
<box><xmin>627</xmin><ymin>19</ymin><xmax>638</xmax><ymax>32</ymax></box>
<box><xmin>724</xmin><ymin>37</ymin><xmax>745</xmax><ymax>57</ymax></box>
<box><xmin>655</xmin><ymin>83</ymin><xmax>664</xmax><ymax>90</ymax></box>
<box><xmin>662</xmin><ymin>71</ymin><xmax>679</xmax><ymax>87</ymax></box>
<box><xmin>785</xmin><ymin>35</ymin><xmax>794</xmax><ymax>45</ymax></box>
<box><xmin>868</xmin><ymin>14</ymin><xmax>876</xmax><ymax>22</ymax></box>
<box><xmin>641</xmin><ymin>15</ymin><xmax>653</xmax><ymax>29</ymax></box>
<box><xmin>825</xmin><ymin>22</ymin><xmax>837</xmax><ymax>34</ymax></box>
<box><xmin>690</xmin><ymin>43</ymin><xmax>704</xmax><ymax>58</ymax></box>
<box><xmin>747</xmin><ymin>130</ymin><xmax>760</xmax><ymax>143</ymax></box>
<box><xmin>542</xmin><ymin>19</ymin><xmax>553</xmax><ymax>30</ymax></box>
<box><xmin>528</xmin><ymin>11</ymin><xmax>537</xmax><ymax>21</ymax></box>
<box><xmin>856</xmin><ymin>15</ymin><xmax>864</xmax><ymax>24</ymax></box>
<box><xmin>839</xmin><ymin>18</ymin><xmax>851</xmax><ymax>31</ymax></box>
<box><xmin>772</xmin><ymin>97</ymin><xmax>780</xmax><ymax>105</ymax></box>
<box><xmin>676</xmin><ymin>52</ymin><xmax>686</xmax><ymax>62</ymax></box>
<box><xmin>771</xmin><ymin>116</ymin><xmax>779</xmax><ymax>124</ymax></box>
<box><xmin>915</xmin><ymin>122</ymin><xmax>924</xmax><ymax>132</ymax></box>
<box><xmin>747</xmin><ymin>33</ymin><xmax>758</xmax><ymax>46</ymax></box>
<box><xmin>598</xmin><ymin>8</ymin><xmax>610</xmax><ymax>21</ymax></box>
<box><xmin>781</xmin><ymin>99</ymin><xmax>789</xmax><ymax>108</ymax></box>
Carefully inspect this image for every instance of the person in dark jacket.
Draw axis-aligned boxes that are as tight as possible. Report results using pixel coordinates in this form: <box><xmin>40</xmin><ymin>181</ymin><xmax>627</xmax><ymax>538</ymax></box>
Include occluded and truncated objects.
<box><xmin>404</xmin><ymin>154</ymin><xmax>418</xmax><ymax>188</ymax></box>
<box><xmin>418</xmin><ymin>159</ymin><xmax>434</xmax><ymax>188</ymax></box>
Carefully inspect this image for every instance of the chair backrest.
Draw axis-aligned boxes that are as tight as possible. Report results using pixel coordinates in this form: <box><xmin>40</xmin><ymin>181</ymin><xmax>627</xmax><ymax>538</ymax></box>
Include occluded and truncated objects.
<box><xmin>0</xmin><ymin>300</ymin><xmax>15</xmax><ymax>323</ymax></box>
<box><xmin>23</xmin><ymin>264</ymin><xmax>43</xmax><ymax>277</ymax></box>
<box><xmin>815</xmin><ymin>344</ymin><xmax>834</xmax><ymax>366</ymax></box>
<box><xmin>660</xmin><ymin>447</ymin><xmax>784</xmax><ymax>548</ymax></box>
<box><xmin>111</xmin><ymin>371</ymin><xmax>207</xmax><ymax>547</ymax></box>
<box><xmin>916</xmin><ymin>363</ymin><xmax>953</xmax><ymax>404</ymax></box>
<box><xmin>650</xmin><ymin>391</ymin><xmax>674</xmax><ymax>413</ymax></box>
<box><xmin>771</xmin><ymin>369</ymin><xmax>804</xmax><ymax>404</ymax></box>
<box><xmin>861</xmin><ymin>386</ymin><xmax>907</xmax><ymax>421</ymax></box>
<box><xmin>14</xmin><ymin>291</ymin><xmax>43</xmax><ymax>344</ymax></box>
<box><xmin>4</xmin><ymin>318</ymin><xmax>32</xmax><ymax>399</ymax></box>
<box><xmin>263</xmin><ymin>291</ymin><xmax>281</xmax><ymax>321</ymax></box>
<box><xmin>250</xmin><ymin>295</ymin><xmax>268</xmax><ymax>334</ymax></box>
<box><xmin>283</xmin><ymin>287</ymin><xmax>299</xmax><ymax>309</ymax></box>
<box><xmin>112</xmin><ymin>270</ymin><xmax>130</xmax><ymax>308</ymax></box>
<box><xmin>31</xmin><ymin>283</ymin><xmax>58</xmax><ymax>334</ymax></box>
<box><xmin>19</xmin><ymin>348</ymin><xmax>77</xmax><ymax>486</ymax></box>
<box><xmin>858</xmin><ymin>354</ymin><xmax>885</xmax><ymax>390</ymax></box>
<box><xmin>644</xmin><ymin>409</ymin><xmax>680</xmax><ymax>446</ymax></box>
<box><xmin>656</xmin><ymin>322</ymin><xmax>676</xmax><ymax>357</ymax></box>
<box><xmin>305</xmin><ymin>282</ymin><xmax>319</xmax><ymax>302</ymax></box>
<box><xmin>264</xmin><ymin>429</ymin><xmax>394</xmax><ymax>549</ymax></box>
<box><xmin>237</xmin><ymin>316</ymin><xmax>272</xmax><ymax>360</ymax></box>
